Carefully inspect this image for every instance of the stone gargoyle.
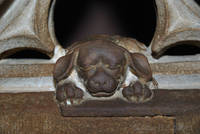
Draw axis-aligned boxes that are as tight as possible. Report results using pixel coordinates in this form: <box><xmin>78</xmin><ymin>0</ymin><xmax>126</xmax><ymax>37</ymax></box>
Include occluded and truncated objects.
<box><xmin>53</xmin><ymin>35</ymin><xmax>157</xmax><ymax>106</ymax></box>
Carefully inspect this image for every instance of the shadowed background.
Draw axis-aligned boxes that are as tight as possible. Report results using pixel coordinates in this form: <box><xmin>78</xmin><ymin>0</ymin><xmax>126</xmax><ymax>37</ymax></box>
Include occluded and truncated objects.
<box><xmin>5</xmin><ymin>0</ymin><xmax>200</xmax><ymax>58</ymax></box>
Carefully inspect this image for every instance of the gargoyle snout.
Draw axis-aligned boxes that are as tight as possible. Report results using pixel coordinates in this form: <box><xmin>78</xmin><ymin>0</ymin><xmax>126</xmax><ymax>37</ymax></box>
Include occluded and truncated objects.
<box><xmin>87</xmin><ymin>69</ymin><xmax>118</xmax><ymax>97</ymax></box>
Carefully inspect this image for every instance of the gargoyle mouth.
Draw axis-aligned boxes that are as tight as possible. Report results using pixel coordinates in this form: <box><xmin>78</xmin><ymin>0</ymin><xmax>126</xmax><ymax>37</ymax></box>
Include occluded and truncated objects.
<box><xmin>89</xmin><ymin>91</ymin><xmax>116</xmax><ymax>97</ymax></box>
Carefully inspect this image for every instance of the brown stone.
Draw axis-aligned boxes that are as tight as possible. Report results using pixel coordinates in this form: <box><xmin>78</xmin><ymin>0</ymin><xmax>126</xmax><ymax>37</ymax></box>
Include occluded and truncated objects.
<box><xmin>60</xmin><ymin>90</ymin><xmax>200</xmax><ymax>117</ymax></box>
<box><xmin>176</xmin><ymin>111</ymin><xmax>200</xmax><ymax>134</ymax></box>
<box><xmin>1</xmin><ymin>91</ymin><xmax>200</xmax><ymax>133</ymax></box>
<box><xmin>0</xmin><ymin>92</ymin><xmax>175</xmax><ymax>134</ymax></box>
<box><xmin>1</xmin><ymin>90</ymin><xmax>200</xmax><ymax>117</ymax></box>
<box><xmin>0</xmin><ymin>114</ymin><xmax>174</xmax><ymax>134</ymax></box>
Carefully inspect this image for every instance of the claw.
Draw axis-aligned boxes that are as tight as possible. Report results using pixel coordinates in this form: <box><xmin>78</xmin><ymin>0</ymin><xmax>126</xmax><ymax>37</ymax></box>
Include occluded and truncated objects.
<box><xmin>66</xmin><ymin>99</ymin><xmax>72</xmax><ymax>105</ymax></box>
<box><xmin>152</xmin><ymin>78</ymin><xmax>158</xmax><ymax>89</ymax></box>
<box><xmin>122</xmin><ymin>81</ymin><xmax>153</xmax><ymax>103</ymax></box>
<box><xmin>65</xmin><ymin>99</ymin><xmax>83</xmax><ymax>106</ymax></box>
<box><xmin>56</xmin><ymin>82</ymin><xmax>84</xmax><ymax>106</ymax></box>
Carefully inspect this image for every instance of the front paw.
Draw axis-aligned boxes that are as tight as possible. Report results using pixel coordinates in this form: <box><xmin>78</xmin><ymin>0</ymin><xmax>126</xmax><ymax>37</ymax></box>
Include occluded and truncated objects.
<box><xmin>122</xmin><ymin>81</ymin><xmax>153</xmax><ymax>103</ymax></box>
<box><xmin>56</xmin><ymin>83</ymin><xmax>84</xmax><ymax>105</ymax></box>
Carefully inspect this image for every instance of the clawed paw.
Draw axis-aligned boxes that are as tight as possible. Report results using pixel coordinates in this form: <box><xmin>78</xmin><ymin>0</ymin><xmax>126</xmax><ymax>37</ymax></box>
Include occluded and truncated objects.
<box><xmin>56</xmin><ymin>83</ymin><xmax>84</xmax><ymax>106</ymax></box>
<box><xmin>122</xmin><ymin>81</ymin><xmax>153</xmax><ymax>103</ymax></box>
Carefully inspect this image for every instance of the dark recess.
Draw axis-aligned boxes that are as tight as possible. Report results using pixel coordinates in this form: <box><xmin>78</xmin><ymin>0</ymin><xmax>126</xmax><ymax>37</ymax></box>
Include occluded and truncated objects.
<box><xmin>0</xmin><ymin>0</ymin><xmax>14</xmax><ymax>17</ymax></box>
<box><xmin>3</xmin><ymin>1</ymin><xmax>200</xmax><ymax>59</ymax></box>
<box><xmin>163</xmin><ymin>44</ymin><xmax>200</xmax><ymax>56</ymax></box>
<box><xmin>195</xmin><ymin>0</ymin><xmax>200</xmax><ymax>5</ymax></box>
<box><xmin>5</xmin><ymin>50</ymin><xmax>50</xmax><ymax>59</ymax></box>
<box><xmin>54</xmin><ymin>0</ymin><xmax>156</xmax><ymax>47</ymax></box>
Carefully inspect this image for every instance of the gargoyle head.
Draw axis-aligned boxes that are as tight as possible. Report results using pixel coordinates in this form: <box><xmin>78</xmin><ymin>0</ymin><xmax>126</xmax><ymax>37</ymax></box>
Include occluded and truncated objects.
<box><xmin>76</xmin><ymin>40</ymin><xmax>127</xmax><ymax>97</ymax></box>
<box><xmin>53</xmin><ymin>37</ymin><xmax>153</xmax><ymax>98</ymax></box>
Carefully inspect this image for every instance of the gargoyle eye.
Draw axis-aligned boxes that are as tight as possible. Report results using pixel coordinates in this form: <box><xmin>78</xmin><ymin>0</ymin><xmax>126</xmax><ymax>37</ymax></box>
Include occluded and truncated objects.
<box><xmin>79</xmin><ymin>65</ymin><xmax>96</xmax><ymax>71</ymax></box>
<box><xmin>105</xmin><ymin>64</ymin><xmax>121</xmax><ymax>70</ymax></box>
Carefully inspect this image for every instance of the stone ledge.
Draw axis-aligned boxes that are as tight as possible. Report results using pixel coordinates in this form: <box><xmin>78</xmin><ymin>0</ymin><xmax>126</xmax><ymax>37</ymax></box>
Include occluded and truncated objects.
<box><xmin>0</xmin><ymin>113</ymin><xmax>175</xmax><ymax>134</ymax></box>
<box><xmin>1</xmin><ymin>91</ymin><xmax>200</xmax><ymax>133</ymax></box>
<box><xmin>1</xmin><ymin>60</ymin><xmax>200</xmax><ymax>78</ymax></box>
<box><xmin>1</xmin><ymin>90</ymin><xmax>200</xmax><ymax>116</ymax></box>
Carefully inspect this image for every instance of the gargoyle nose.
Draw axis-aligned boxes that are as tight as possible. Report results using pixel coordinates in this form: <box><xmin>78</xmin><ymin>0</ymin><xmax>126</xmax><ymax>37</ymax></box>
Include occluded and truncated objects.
<box><xmin>91</xmin><ymin>79</ymin><xmax>110</xmax><ymax>88</ymax></box>
<box><xmin>87</xmin><ymin>70</ymin><xmax>117</xmax><ymax>94</ymax></box>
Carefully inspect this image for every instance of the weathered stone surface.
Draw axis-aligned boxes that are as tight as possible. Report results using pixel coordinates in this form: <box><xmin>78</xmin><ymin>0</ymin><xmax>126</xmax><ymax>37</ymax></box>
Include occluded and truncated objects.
<box><xmin>59</xmin><ymin>90</ymin><xmax>200</xmax><ymax>117</ymax></box>
<box><xmin>0</xmin><ymin>114</ymin><xmax>174</xmax><ymax>134</ymax></box>
<box><xmin>151</xmin><ymin>61</ymin><xmax>200</xmax><ymax>75</ymax></box>
<box><xmin>176</xmin><ymin>111</ymin><xmax>200</xmax><ymax>134</ymax></box>
<box><xmin>0</xmin><ymin>0</ymin><xmax>57</xmax><ymax>58</ymax></box>
<box><xmin>0</xmin><ymin>92</ymin><xmax>175</xmax><ymax>134</ymax></box>
<box><xmin>1</xmin><ymin>61</ymin><xmax>200</xmax><ymax>77</ymax></box>
<box><xmin>1</xmin><ymin>90</ymin><xmax>200</xmax><ymax>117</ymax></box>
<box><xmin>1</xmin><ymin>60</ymin><xmax>200</xmax><ymax>92</ymax></box>
<box><xmin>0</xmin><ymin>62</ymin><xmax>54</xmax><ymax>78</ymax></box>
<box><xmin>1</xmin><ymin>91</ymin><xmax>200</xmax><ymax>133</ymax></box>
<box><xmin>151</xmin><ymin>0</ymin><xmax>200</xmax><ymax>58</ymax></box>
<box><xmin>0</xmin><ymin>1</ymin><xmax>199</xmax><ymax>132</ymax></box>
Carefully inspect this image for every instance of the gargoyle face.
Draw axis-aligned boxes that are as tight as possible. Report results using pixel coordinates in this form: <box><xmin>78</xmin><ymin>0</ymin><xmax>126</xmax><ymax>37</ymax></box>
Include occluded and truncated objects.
<box><xmin>54</xmin><ymin>36</ymin><xmax>154</xmax><ymax>103</ymax></box>
<box><xmin>76</xmin><ymin>40</ymin><xmax>126</xmax><ymax>97</ymax></box>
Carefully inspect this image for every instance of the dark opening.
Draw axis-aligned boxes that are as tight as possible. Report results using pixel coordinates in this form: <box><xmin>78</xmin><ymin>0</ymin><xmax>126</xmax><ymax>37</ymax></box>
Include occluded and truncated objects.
<box><xmin>54</xmin><ymin>0</ymin><xmax>156</xmax><ymax>48</ymax></box>
<box><xmin>4</xmin><ymin>49</ymin><xmax>50</xmax><ymax>59</ymax></box>
<box><xmin>195</xmin><ymin>0</ymin><xmax>200</xmax><ymax>5</ymax></box>
<box><xmin>162</xmin><ymin>44</ymin><xmax>200</xmax><ymax>56</ymax></box>
<box><xmin>0</xmin><ymin>0</ymin><xmax>14</xmax><ymax>17</ymax></box>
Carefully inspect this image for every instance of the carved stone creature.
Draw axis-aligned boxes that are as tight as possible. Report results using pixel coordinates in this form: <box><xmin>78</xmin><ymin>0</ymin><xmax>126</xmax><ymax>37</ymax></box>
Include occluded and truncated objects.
<box><xmin>53</xmin><ymin>35</ymin><xmax>157</xmax><ymax>105</ymax></box>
